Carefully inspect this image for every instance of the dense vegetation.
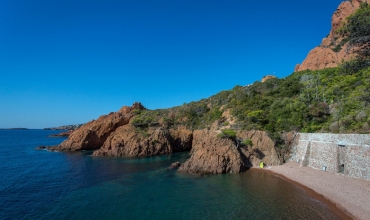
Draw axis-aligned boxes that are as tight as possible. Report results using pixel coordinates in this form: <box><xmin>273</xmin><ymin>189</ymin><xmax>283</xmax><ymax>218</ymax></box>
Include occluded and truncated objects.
<box><xmin>132</xmin><ymin>66</ymin><xmax>370</xmax><ymax>135</ymax></box>
<box><xmin>338</xmin><ymin>2</ymin><xmax>370</xmax><ymax>71</ymax></box>
<box><xmin>131</xmin><ymin>4</ymin><xmax>370</xmax><ymax>139</ymax></box>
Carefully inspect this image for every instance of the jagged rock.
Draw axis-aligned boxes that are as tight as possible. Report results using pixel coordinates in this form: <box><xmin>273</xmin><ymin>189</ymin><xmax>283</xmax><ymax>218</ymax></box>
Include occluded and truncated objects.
<box><xmin>49</xmin><ymin>102</ymin><xmax>145</xmax><ymax>151</ymax></box>
<box><xmin>178</xmin><ymin>130</ymin><xmax>249</xmax><ymax>174</ymax></box>
<box><xmin>92</xmin><ymin>125</ymin><xmax>192</xmax><ymax>157</ymax></box>
<box><xmin>238</xmin><ymin>130</ymin><xmax>281</xmax><ymax>166</ymax></box>
<box><xmin>35</xmin><ymin>146</ymin><xmax>47</xmax><ymax>150</ymax></box>
<box><xmin>169</xmin><ymin>161</ymin><xmax>181</xmax><ymax>169</ymax></box>
<box><xmin>296</xmin><ymin>0</ymin><xmax>370</xmax><ymax>71</ymax></box>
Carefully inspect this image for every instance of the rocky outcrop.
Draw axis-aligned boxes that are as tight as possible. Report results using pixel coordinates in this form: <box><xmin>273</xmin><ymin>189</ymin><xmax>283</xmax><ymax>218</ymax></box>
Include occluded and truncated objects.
<box><xmin>238</xmin><ymin>130</ymin><xmax>281</xmax><ymax>166</ymax></box>
<box><xmin>48</xmin><ymin>130</ymin><xmax>74</xmax><ymax>137</ymax></box>
<box><xmin>92</xmin><ymin>125</ymin><xmax>192</xmax><ymax>157</ymax></box>
<box><xmin>178</xmin><ymin>129</ymin><xmax>281</xmax><ymax>174</ymax></box>
<box><xmin>43</xmin><ymin>100</ymin><xmax>284</xmax><ymax>175</ymax></box>
<box><xmin>50</xmin><ymin>102</ymin><xmax>145</xmax><ymax>151</ymax></box>
<box><xmin>169</xmin><ymin>126</ymin><xmax>193</xmax><ymax>152</ymax></box>
<box><xmin>294</xmin><ymin>64</ymin><xmax>301</xmax><ymax>72</ymax></box>
<box><xmin>178</xmin><ymin>130</ymin><xmax>249</xmax><ymax>174</ymax></box>
<box><xmin>35</xmin><ymin>146</ymin><xmax>48</xmax><ymax>150</ymax></box>
<box><xmin>169</xmin><ymin>162</ymin><xmax>181</xmax><ymax>169</ymax></box>
<box><xmin>261</xmin><ymin>75</ymin><xmax>277</xmax><ymax>83</ymax></box>
<box><xmin>296</xmin><ymin>0</ymin><xmax>369</xmax><ymax>71</ymax></box>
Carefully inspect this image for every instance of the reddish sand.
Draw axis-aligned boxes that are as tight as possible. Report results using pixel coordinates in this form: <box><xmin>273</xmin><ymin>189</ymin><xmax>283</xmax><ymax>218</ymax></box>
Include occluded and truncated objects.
<box><xmin>267</xmin><ymin>162</ymin><xmax>370</xmax><ymax>220</ymax></box>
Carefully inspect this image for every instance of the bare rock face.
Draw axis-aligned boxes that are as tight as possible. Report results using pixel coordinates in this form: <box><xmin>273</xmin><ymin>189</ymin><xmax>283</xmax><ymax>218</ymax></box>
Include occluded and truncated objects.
<box><xmin>296</xmin><ymin>0</ymin><xmax>369</xmax><ymax>71</ymax></box>
<box><xmin>238</xmin><ymin>130</ymin><xmax>281</xmax><ymax>166</ymax></box>
<box><xmin>294</xmin><ymin>64</ymin><xmax>301</xmax><ymax>72</ymax></box>
<box><xmin>169</xmin><ymin>126</ymin><xmax>193</xmax><ymax>152</ymax></box>
<box><xmin>93</xmin><ymin>125</ymin><xmax>172</xmax><ymax>156</ymax></box>
<box><xmin>51</xmin><ymin>102</ymin><xmax>145</xmax><ymax>151</ymax></box>
<box><xmin>93</xmin><ymin>125</ymin><xmax>192</xmax><ymax>157</ymax></box>
<box><xmin>261</xmin><ymin>75</ymin><xmax>277</xmax><ymax>83</ymax></box>
<box><xmin>178</xmin><ymin>130</ymin><xmax>249</xmax><ymax>174</ymax></box>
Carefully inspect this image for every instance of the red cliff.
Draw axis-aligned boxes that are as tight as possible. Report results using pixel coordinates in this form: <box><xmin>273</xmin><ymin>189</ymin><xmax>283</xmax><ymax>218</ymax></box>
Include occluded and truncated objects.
<box><xmin>296</xmin><ymin>0</ymin><xmax>370</xmax><ymax>71</ymax></box>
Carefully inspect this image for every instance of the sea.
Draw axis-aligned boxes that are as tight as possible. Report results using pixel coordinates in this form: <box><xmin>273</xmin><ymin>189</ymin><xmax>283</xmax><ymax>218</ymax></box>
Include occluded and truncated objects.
<box><xmin>0</xmin><ymin>130</ymin><xmax>343</xmax><ymax>220</ymax></box>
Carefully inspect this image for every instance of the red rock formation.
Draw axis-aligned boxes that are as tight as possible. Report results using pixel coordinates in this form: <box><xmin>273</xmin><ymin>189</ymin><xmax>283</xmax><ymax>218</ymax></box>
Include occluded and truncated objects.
<box><xmin>262</xmin><ymin>75</ymin><xmax>277</xmax><ymax>83</ymax></box>
<box><xmin>50</xmin><ymin>102</ymin><xmax>145</xmax><ymax>151</ymax></box>
<box><xmin>92</xmin><ymin>125</ymin><xmax>192</xmax><ymax>157</ymax></box>
<box><xmin>238</xmin><ymin>130</ymin><xmax>281</xmax><ymax>166</ymax></box>
<box><xmin>43</xmin><ymin>100</ymin><xmax>285</xmax><ymax>175</ymax></box>
<box><xmin>178</xmin><ymin>129</ymin><xmax>281</xmax><ymax>174</ymax></box>
<box><xmin>296</xmin><ymin>0</ymin><xmax>369</xmax><ymax>71</ymax></box>
<box><xmin>294</xmin><ymin>64</ymin><xmax>301</xmax><ymax>72</ymax></box>
<box><xmin>178</xmin><ymin>130</ymin><xmax>248</xmax><ymax>174</ymax></box>
<box><xmin>169</xmin><ymin>126</ymin><xmax>193</xmax><ymax>152</ymax></box>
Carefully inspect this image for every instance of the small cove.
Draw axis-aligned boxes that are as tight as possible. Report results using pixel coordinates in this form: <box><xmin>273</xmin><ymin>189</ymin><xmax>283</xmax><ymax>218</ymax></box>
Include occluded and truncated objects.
<box><xmin>0</xmin><ymin>130</ymin><xmax>347</xmax><ymax>219</ymax></box>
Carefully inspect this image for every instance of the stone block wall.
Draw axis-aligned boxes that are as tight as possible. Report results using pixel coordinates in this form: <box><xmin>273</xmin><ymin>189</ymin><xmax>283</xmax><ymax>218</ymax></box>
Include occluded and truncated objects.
<box><xmin>290</xmin><ymin>133</ymin><xmax>370</xmax><ymax>180</ymax></box>
<box><xmin>309</xmin><ymin>142</ymin><xmax>339</xmax><ymax>173</ymax></box>
<box><xmin>345</xmin><ymin>145</ymin><xmax>370</xmax><ymax>180</ymax></box>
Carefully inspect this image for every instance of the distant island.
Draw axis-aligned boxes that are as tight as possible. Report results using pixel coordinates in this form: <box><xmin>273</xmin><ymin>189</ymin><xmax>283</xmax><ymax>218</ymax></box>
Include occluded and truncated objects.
<box><xmin>0</xmin><ymin>128</ymin><xmax>29</xmax><ymax>130</ymax></box>
<box><xmin>43</xmin><ymin>124</ymin><xmax>84</xmax><ymax>131</ymax></box>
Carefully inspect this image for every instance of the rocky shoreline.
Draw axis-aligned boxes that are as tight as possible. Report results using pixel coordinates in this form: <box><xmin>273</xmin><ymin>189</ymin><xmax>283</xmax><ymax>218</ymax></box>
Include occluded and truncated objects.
<box><xmin>39</xmin><ymin>103</ymin><xmax>296</xmax><ymax>174</ymax></box>
<box><xmin>48</xmin><ymin>130</ymin><xmax>74</xmax><ymax>137</ymax></box>
<box><xmin>38</xmin><ymin>103</ymin><xmax>370</xmax><ymax>219</ymax></box>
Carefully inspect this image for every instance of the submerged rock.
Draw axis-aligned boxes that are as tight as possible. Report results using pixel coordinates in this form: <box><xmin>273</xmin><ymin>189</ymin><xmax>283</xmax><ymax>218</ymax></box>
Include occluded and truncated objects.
<box><xmin>48</xmin><ymin>130</ymin><xmax>74</xmax><ymax>137</ymax></box>
<box><xmin>169</xmin><ymin>161</ymin><xmax>181</xmax><ymax>169</ymax></box>
<box><xmin>35</xmin><ymin>146</ymin><xmax>47</xmax><ymax>150</ymax></box>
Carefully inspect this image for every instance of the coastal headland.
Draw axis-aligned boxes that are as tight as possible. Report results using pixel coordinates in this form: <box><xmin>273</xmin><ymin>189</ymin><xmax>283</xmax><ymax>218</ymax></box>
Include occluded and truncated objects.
<box><xmin>38</xmin><ymin>0</ymin><xmax>370</xmax><ymax>219</ymax></box>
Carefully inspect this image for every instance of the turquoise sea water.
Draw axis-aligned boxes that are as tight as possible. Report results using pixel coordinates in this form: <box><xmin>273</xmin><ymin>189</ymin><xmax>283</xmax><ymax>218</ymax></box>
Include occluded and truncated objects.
<box><xmin>0</xmin><ymin>130</ymin><xmax>342</xmax><ymax>219</ymax></box>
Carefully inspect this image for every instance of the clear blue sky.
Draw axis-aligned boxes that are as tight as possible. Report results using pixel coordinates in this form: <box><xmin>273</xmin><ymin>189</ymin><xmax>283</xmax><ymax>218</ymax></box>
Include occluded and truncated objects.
<box><xmin>0</xmin><ymin>0</ymin><xmax>343</xmax><ymax>128</ymax></box>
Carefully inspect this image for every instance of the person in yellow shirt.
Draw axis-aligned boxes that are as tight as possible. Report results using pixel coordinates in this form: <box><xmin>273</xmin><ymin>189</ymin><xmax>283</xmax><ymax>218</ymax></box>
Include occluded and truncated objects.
<box><xmin>259</xmin><ymin>161</ymin><xmax>264</xmax><ymax>168</ymax></box>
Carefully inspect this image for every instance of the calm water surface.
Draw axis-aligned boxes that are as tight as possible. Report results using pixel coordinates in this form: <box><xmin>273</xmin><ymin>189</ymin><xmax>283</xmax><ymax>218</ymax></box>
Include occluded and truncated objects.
<box><xmin>0</xmin><ymin>130</ymin><xmax>342</xmax><ymax>219</ymax></box>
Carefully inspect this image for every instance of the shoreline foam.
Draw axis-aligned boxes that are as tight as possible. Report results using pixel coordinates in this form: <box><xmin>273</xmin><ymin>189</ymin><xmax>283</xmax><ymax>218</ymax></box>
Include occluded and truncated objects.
<box><xmin>259</xmin><ymin>161</ymin><xmax>370</xmax><ymax>220</ymax></box>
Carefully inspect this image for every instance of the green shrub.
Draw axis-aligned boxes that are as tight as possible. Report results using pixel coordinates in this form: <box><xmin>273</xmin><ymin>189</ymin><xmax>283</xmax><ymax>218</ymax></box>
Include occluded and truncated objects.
<box><xmin>242</xmin><ymin>139</ymin><xmax>253</xmax><ymax>146</ymax></box>
<box><xmin>132</xmin><ymin>109</ymin><xmax>142</xmax><ymax>115</ymax></box>
<box><xmin>217</xmin><ymin>129</ymin><xmax>237</xmax><ymax>139</ymax></box>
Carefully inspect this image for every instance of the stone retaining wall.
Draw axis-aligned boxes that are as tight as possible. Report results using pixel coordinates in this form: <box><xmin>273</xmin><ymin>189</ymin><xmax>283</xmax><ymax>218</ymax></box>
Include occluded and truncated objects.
<box><xmin>290</xmin><ymin>133</ymin><xmax>370</xmax><ymax>180</ymax></box>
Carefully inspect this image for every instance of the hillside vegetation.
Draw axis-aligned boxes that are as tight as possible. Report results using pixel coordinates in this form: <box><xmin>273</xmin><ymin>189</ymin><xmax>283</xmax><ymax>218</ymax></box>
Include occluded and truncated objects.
<box><xmin>133</xmin><ymin>66</ymin><xmax>370</xmax><ymax>134</ymax></box>
<box><xmin>131</xmin><ymin>4</ymin><xmax>370</xmax><ymax>143</ymax></box>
